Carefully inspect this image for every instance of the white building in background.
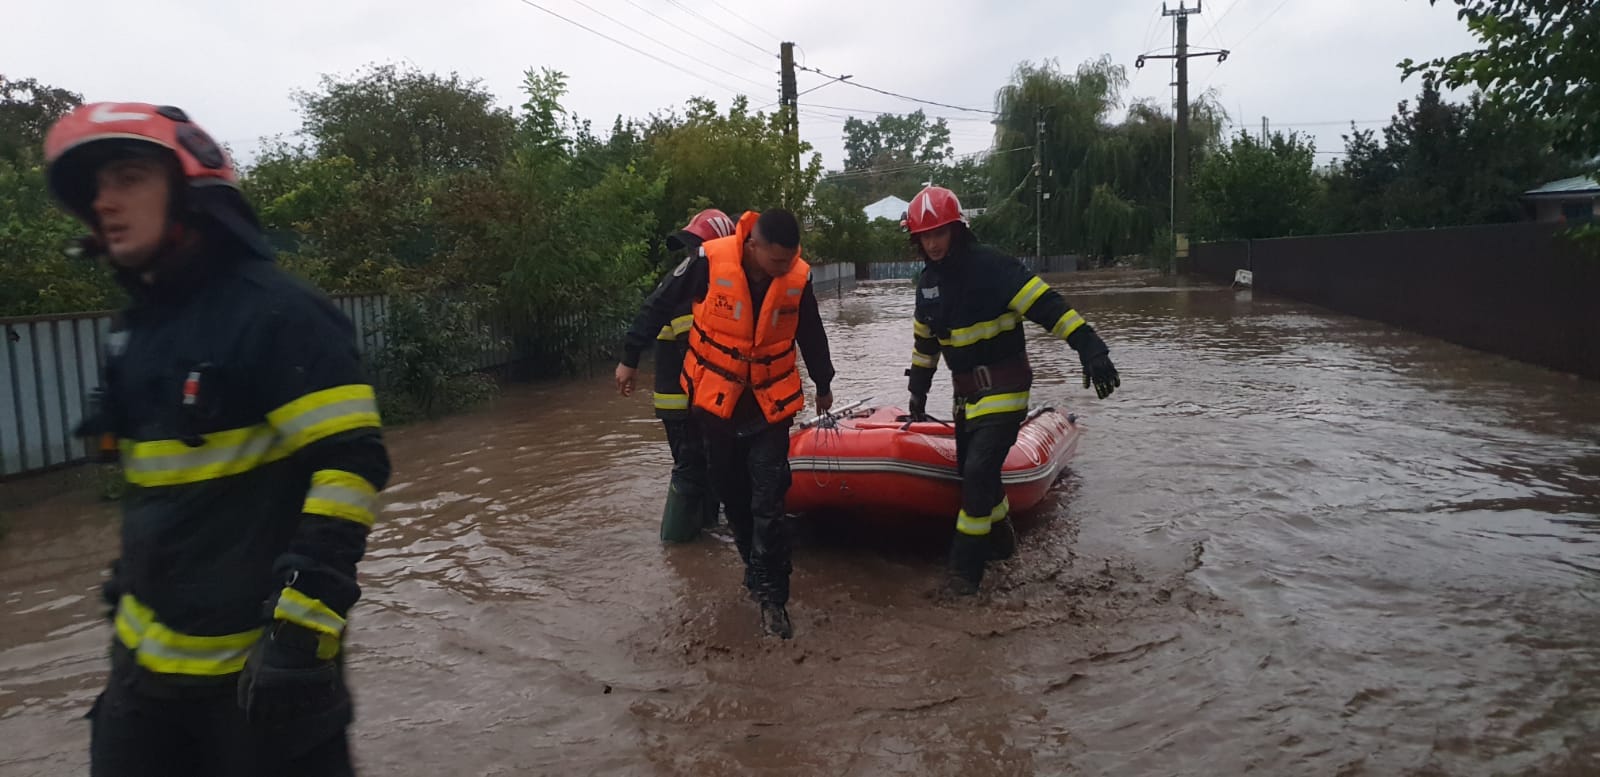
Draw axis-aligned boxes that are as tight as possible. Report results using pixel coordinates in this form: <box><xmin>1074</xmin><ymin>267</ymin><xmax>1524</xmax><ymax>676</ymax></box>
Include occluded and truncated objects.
<box><xmin>863</xmin><ymin>195</ymin><xmax>910</xmax><ymax>222</ymax></box>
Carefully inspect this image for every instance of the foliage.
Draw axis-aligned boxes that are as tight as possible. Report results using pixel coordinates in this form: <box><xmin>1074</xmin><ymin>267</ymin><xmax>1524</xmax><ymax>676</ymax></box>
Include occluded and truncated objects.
<box><xmin>1401</xmin><ymin>0</ymin><xmax>1598</xmax><ymax>171</ymax></box>
<box><xmin>368</xmin><ymin>292</ymin><xmax>500</xmax><ymax>421</ymax></box>
<box><xmin>805</xmin><ymin>185</ymin><xmax>912</xmax><ymax>265</ymax></box>
<box><xmin>826</xmin><ymin>110</ymin><xmax>955</xmax><ymax>202</ymax></box>
<box><xmin>0</xmin><ymin>155</ymin><xmax>122</xmax><ymax>315</ymax></box>
<box><xmin>294</xmin><ymin>64</ymin><xmax>517</xmax><ymax>172</ymax></box>
<box><xmin>1322</xmin><ymin>85</ymin><xmax>1578</xmax><ymax>233</ymax></box>
<box><xmin>983</xmin><ymin>58</ymin><xmax>1223</xmax><ymax>263</ymax></box>
<box><xmin>0</xmin><ymin>76</ymin><xmax>83</xmax><ymax>164</ymax></box>
<box><xmin>1193</xmin><ymin>131</ymin><xmax>1324</xmax><ymax>241</ymax></box>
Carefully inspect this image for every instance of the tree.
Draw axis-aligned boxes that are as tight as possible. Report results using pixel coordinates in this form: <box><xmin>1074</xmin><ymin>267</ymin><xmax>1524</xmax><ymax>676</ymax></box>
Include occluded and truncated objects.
<box><xmin>986</xmin><ymin>57</ymin><xmax>1223</xmax><ymax>263</ymax></box>
<box><xmin>0</xmin><ymin>76</ymin><xmax>83</xmax><ymax>164</ymax></box>
<box><xmin>1322</xmin><ymin>84</ymin><xmax>1578</xmax><ymax>233</ymax></box>
<box><xmin>834</xmin><ymin>110</ymin><xmax>954</xmax><ymax>201</ymax></box>
<box><xmin>1401</xmin><ymin>0</ymin><xmax>1599</xmax><ymax>169</ymax></box>
<box><xmin>1193</xmin><ymin>131</ymin><xmax>1323</xmax><ymax>240</ymax></box>
<box><xmin>0</xmin><ymin>76</ymin><xmax>117</xmax><ymax>316</ymax></box>
<box><xmin>294</xmin><ymin>64</ymin><xmax>517</xmax><ymax>172</ymax></box>
<box><xmin>645</xmin><ymin>96</ymin><xmax>822</xmax><ymax>255</ymax></box>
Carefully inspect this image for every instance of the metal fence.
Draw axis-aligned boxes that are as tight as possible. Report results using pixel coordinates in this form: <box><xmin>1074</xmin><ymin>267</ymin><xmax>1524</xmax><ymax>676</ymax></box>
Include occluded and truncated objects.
<box><xmin>863</xmin><ymin>255</ymin><xmax>1079</xmax><ymax>280</ymax></box>
<box><xmin>810</xmin><ymin>262</ymin><xmax>857</xmax><ymax>297</ymax></box>
<box><xmin>0</xmin><ymin>293</ymin><xmax>493</xmax><ymax>479</ymax></box>
<box><xmin>1190</xmin><ymin>223</ymin><xmax>1600</xmax><ymax>381</ymax></box>
<box><xmin>2</xmin><ymin>268</ymin><xmax>861</xmax><ymax>478</ymax></box>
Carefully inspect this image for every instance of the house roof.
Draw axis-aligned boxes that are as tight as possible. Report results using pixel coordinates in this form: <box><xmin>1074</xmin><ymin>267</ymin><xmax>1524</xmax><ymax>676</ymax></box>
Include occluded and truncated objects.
<box><xmin>863</xmin><ymin>195</ymin><xmax>910</xmax><ymax>222</ymax></box>
<box><xmin>1523</xmin><ymin>175</ymin><xmax>1600</xmax><ymax>198</ymax></box>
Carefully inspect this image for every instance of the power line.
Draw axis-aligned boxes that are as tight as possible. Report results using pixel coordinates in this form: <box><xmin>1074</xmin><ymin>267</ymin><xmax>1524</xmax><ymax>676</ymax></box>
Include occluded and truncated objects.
<box><xmin>1202</xmin><ymin>0</ymin><xmax>1254</xmax><ymax>44</ymax></box>
<box><xmin>664</xmin><ymin>0</ymin><xmax>774</xmax><ymax>57</ymax></box>
<box><xmin>803</xmin><ymin>102</ymin><xmax>997</xmax><ymax>122</ymax></box>
<box><xmin>796</xmin><ymin>63</ymin><xmax>998</xmax><ymax>115</ymax></box>
<box><xmin>820</xmin><ymin>145</ymin><xmax>1033</xmax><ymax>180</ymax></box>
<box><xmin>563</xmin><ymin>0</ymin><xmax>772</xmax><ymax>90</ymax></box>
<box><xmin>620</xmin><ymin>0</ymin><xmax>774</xmax><ymax>72</ymax></box>
<box><xmin>758</xmin><ymin>75</ymin><xmax>850</xmax><ymax>111</ymax></box>
<box><xmin>511</xmin><ymin>0</ymin><xmax>746</xmax><ymax>96</ymax></box>
<box><xmin>1235</xmin><ymin>0</ymin><xmax>1294</xmax><ymax>46</ymax></box>
<box><xmin>702</xmin><ymin>0</ymin><xmax>784</xmax><ymax>44</ymax></box>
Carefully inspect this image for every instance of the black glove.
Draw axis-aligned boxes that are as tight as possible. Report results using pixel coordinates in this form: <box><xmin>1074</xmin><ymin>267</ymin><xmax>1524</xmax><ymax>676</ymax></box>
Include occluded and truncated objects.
<box><xmin>99</xmin><ymin>559</ymin><xmax>123</xmax><ymax>622</ymax></box>
<box><xmin>237</xmin><ymin>621</ymin><xmax>348</xmax><ymax>727</ymax></box>
<box><xmin>1081</xmin><ymin>351</ymin><xmax>1120</xmax><ymax>399</ymax></box>
<box><xmin>908</xmin><ymin>393</ymin><xmax>931</xmax><ymax>422</ymax></box>
<box><xmin>1067</xmin><ymin>327</ymin><xmax>1121</xmax><ymax>400</ymax></box>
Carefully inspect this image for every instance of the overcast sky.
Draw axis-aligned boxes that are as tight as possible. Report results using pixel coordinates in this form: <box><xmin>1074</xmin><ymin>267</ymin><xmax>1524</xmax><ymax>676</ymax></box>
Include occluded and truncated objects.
<box><xmin>8</xmin><ymin>0</ymin><xmax>1480</xmax><ymax>171</ymax></box>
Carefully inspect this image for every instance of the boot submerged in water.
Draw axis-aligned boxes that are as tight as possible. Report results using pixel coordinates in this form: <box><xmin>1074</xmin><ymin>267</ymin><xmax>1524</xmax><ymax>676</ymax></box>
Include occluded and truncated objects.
<box><xmin>943</xmin><ymin>532</ymin><xmax>989</xmax><ymax>597</ymax></box>
<box><xmin>760</xmin><ymin>602</ymin><xmax>793</xmax><ymax>639</ymax></box>
<box><xmin>658</xmin><ymin>483</ymin><xmax>705</xmax><ymax>543</ymax></box>
<box><xmin>989</xmin><ymin>516</ymin><xmax>1017</xmax><ymax>561</ymax></box>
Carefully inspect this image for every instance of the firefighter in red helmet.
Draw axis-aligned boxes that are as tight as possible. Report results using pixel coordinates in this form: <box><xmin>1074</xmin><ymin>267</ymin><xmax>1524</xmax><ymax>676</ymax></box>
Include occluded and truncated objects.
<box><xmin>46</xmin><ymin>102</ymin><xmax>389</xmax><ymax>775</ymax></box>
<box><xmin>903</xmin><ymin>186</ymin><xmax>1120</xmax><ymax>596</ymax></box>
<box><xmin>617</xmin><ymin>209</ymin><xmax>835</xmax><ymax>639</ymax></box>
<box><xmin>617</xmin><ymin>209</ymin><xmax>738</xmax><ymax>542</ymax></box>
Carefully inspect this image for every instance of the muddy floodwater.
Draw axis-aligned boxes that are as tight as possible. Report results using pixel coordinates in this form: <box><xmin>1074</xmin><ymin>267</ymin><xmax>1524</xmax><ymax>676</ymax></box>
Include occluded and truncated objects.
<box><xmin>4</xmin><ymin>270</ymin><xmax>1599</xmax><ymax>776</ymax></box>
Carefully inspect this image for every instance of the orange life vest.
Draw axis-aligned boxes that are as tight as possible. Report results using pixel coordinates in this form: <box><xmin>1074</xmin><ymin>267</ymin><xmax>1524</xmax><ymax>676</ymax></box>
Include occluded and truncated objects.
<box><xmin>682</xmin><ymin>213</ymin><xmax>810</xmax><ymax>424</ymax></box>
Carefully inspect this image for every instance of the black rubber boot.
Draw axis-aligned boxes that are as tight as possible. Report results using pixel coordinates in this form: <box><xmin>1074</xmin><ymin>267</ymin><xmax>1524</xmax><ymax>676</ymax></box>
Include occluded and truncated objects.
<box><xmin>990</xmin><ymin>516</ymin><xmax>1018</xmax><ymax>561</ymax></box>
<box><xmin>658</xmin><ymin>484</ymin><xmax>704</xmax><ymax>543</ymax></box>
<box><xmin>760</xmin><ymin>602</ymin><xmax>793</xmax><ymax>639</ymax></box>
<box><xmin>944</xmin><ymin>533</ymin><xmax>989</xmax><ymax>597</ymax></box>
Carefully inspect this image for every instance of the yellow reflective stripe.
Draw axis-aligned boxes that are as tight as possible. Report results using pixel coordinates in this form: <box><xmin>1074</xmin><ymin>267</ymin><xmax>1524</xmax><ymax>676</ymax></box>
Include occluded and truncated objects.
<box><xmin>122</xmin><ymin>424</ymin><xmax>288</xmax><ymax>487</ymax></box>
<box><xmin>1052</xmin><ymin>309</ymin><xmax>1086</xmax><ymax>339</ymax></box>
<box><xmin>956</xmin><ymin>509</ymin><xmax>991</xmax><ymax>535</ymax></box>
<box><xmin>267</xmin><ymin>384</ymin><xmax>381</xmax><ymax>454</ymax></box>
<box><xmin>654</xmin><ymin>392</ymin><xmax>690</xmax><ymax>411</ymax></box>
<box><xmin>955</xmin><ymin>497</ymin><xmax>1011</xmax><ymax>536</ymax></box>
<box><xmin>274</xmin><ymin>587</ymin><xmax>346</xmax><ymax>660</ymax></box>
<box><xmin>115</xmin><ymin>594</ymin><xmax>259</xmax><ymax>676</ymax></box>
<box><xmin>1009</xmin><ymin>277</ymin><xmax>1050</xmax><ymax>315</ymax></box>
<box><xmin>655</xmin><ymin>315</ymin><xmax>694</xmax><ymax>341</ymax></box>
<box><xmin>911</xmin><ymin>350</ymin><xmax>937</xmax><ymax>369</ymax></box>
<box><xmin>965</xmin><ymin>391</ymin><xmax>1030</xmax><ymax>420</ymax></box>
<box><xmin>939</xmin><ymin>313</ymin><xmax>1022</xmax><ymax>348</ymax></box>
<box><xmin>913</xmin><ymin>319</ymin><xmax>933</xmax><ymax>339</ymax></box>
<box><xmin>304</xmin><ymin>469</ymin><xmax>378</xmax><ymax>528</ymax></box>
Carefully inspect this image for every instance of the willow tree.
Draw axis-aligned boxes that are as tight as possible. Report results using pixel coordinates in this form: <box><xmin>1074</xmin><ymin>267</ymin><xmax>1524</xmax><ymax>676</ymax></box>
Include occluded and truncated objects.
<box><xmin>983</xmin><ymin>57</ymin><xmax>1223</xmax><ymax>264</ymax></box>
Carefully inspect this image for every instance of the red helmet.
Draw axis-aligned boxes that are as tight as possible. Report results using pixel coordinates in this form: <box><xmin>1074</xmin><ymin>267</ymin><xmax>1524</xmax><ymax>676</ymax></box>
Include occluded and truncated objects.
<box><xmin>683</xmin><ymin>209</ymin><xmax>737</xmax><ymax>242</ymax></box>
<box><xmin>667</xmin><ymin>208</ymin><xmax>736</xmax><ymax>250</ymax></box>
<box><xmin>44</xmin><ymin>102</ymin><xmax>236</xmax><ymax>222</ymax></box>
<box><xmin>905</xmin><ymin>186</ymin><xmax>966</xmax><ymax>235</ymax></box>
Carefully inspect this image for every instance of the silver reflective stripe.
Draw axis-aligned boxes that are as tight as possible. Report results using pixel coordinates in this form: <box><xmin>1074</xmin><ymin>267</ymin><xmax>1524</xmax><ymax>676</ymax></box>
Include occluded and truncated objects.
<box><xmin>276</xmin><ymin>594</ymin><xmax>346</xmax><ymax>636</ymax></box>
<box><xmin>307</xmin><ymin>482</ymin><xmax>377</xmax><ymax>513</ymax></box>
<box><xmin>121</xmin><ymin>427</ymin><xmax>278</xmax><ymax>477</ymax></box>
<box><xmin>134</xmin><ymin>637</ymin><xmax>252</xmax><ymax>668</ymax></box>
<box><xmin>786</xmin><ymin>287</ymin><xmax>802</xmax><ymax>296</ymax></box>
<box><xmin>274</xmin><ymin>397</ymin><xmax>378</xmax><ymax>441</ymax></box>
<box><xmin>715</xmin><ymin>278</ymin><xmax>735</xmax><ymax>287</ymax></box>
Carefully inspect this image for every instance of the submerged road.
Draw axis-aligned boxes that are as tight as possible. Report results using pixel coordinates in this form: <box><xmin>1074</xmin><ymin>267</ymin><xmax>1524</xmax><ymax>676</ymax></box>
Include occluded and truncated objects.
<box><xmin>3</xmin><ymin>270</ymin><xmax>1598</xmax><ymax>775</ymax></box>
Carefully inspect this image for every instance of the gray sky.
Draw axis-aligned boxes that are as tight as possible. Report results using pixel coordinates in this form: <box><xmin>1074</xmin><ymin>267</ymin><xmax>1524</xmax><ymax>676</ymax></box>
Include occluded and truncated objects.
<box><xmin>8</xmin><ymin>0</ymin><xmax>1480</xmax><ymax>171</ymax></box>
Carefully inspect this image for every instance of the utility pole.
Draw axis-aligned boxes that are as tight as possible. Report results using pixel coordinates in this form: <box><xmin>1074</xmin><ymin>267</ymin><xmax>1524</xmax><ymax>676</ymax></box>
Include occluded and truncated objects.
<box><xmin>779</xmin><ymin>42</ymin><xmax>798</xmax><ymax>205</ymax></box>
<box><xmin>1034</xmin><ymin>108</ymin><xmax>1044</xmax><ymax>260</ymax></box>
<box><xmin>1261</xmin><ymin>116</ymin><xmax>1270</xmax><ymax>144</ymax></box>
<box><xmin>1137</xmin><ymin>2</ymin><xmax>1227</xmax><ymax>270</ymax></box>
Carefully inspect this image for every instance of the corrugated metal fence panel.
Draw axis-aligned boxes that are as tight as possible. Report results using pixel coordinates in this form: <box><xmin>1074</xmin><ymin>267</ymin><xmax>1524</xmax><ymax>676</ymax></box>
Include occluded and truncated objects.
<box><xmin>1</xmin><ymin>312</ymin><xmax>114</xmax><ymax>477</ymax></box>
<box><xmin>865</xmin><ymin>255</ymin><xmax>1078</xmax><ymax>280</ymax></box>
<box><xmin>0</xmin><ymin>292</ymin><xmax>598</xmax><ymax>478</ymax></box>
<box><xmin>809</xmin><ymin>263</ymin><xmax>859</xmax><ymax>295</ymax></box>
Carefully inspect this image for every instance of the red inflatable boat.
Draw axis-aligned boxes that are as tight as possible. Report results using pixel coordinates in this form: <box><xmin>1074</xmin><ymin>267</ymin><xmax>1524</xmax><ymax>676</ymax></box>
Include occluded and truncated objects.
<box><xmin>786</xmin><ymin>403</ymin><xmax>1081</xmax><ymax>520</ymax></box>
